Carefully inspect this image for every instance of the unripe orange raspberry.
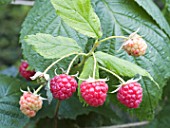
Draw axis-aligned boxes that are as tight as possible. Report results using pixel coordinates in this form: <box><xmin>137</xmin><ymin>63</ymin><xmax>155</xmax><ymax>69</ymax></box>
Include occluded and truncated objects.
<box><xmin>123</xmin><ymin>33</ymin><xmax>147</xmax><ymax>57</ymax></box>
<box><xmin>19</xmin><ymin>92</ymin><xmax>43</xmax><ymax>117</ymax></box>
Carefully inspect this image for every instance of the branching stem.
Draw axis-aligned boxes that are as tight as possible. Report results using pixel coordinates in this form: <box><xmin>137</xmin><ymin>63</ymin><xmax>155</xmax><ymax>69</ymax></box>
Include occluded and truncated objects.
<box><xmin>43</xmin><ymin>52</ymin><xmax>78</xmax><ymax>74</ymax></box>
<box><xmin>34</xmin><ymin>84</ymin><xmax>44</xmax><ymax>94</ymax></box>
<box><xmin>66</xmin><ymin>54</ymin><xmax>79</xmax><ymax>74</ymax></box>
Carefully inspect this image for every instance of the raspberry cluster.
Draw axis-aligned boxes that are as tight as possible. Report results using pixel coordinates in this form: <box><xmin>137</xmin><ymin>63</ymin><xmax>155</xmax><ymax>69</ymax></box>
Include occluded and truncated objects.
<box><xmin>19</xmin><ymin>61</ymin><xmax>35</xmax><ymax>80</ymax></box>
<box><xmin>19</xmin><ymin>92</ymin><xmax>42</xmax><ymax>117</ymax></box>
<box><xmin>50</xmin><ymin>74</ymin><xmax>78</xmax><ymax>100</ymax></box>
<box><xmin>117</xmin><ymin>82</ymin><xmax>143</xmax><ymax>108</ymax></box>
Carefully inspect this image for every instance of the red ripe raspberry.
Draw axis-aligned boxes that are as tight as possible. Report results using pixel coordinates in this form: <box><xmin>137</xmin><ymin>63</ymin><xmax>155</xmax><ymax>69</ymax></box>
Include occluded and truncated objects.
<box><xmin>80</xmin><ymin>80</ymin><xmax>108</xmax><ymax>107</ymax></box>
<box><xmin>50</xmin><ymin>74</ymin><xmax>78</xmax><ymax>100</ymax></box>
<box><xmin>19</xmin><ymin>61</ymin><xmax>35</xmax><ymax>80</ymax></box>
<box><xmin>123</xmin><ymin>33</ymin><xmax>147</xmax><ymax>57</ymax></box>
<box><xmin>117</xmin><ymin>82</ymin><xmax>143</xmax><ymax>108</ymax></box>
<box><xmin>19</xmin><ymin>92</ymin><xmax>43</xmax><ymax>117</ymax></box>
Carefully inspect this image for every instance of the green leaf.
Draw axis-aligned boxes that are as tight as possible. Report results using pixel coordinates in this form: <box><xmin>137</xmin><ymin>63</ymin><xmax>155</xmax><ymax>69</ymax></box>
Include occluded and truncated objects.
<box><xmin>95</xmin><ymin>51</ymin><xmax>155</xmax><ymax>81</ymax></box>
<box><xmin>145</xmin><ymin>79</ymin><xmax>170</xmax><ymax>128</ymax></box>
<box><xmin>51</xmin><ymin>0</ymin><xmax>102</xmax><ymax>38</ymax></box>
<box><xmin>24</xmin><ymin>33</ymin><xmax>82</xmax><ymax>59</ymax></box>
<box><xmin>93</xmin><ymin>0</ymin><xmax>170</xmax><ymax>120</ymax></box>
<box><xmin>20</xmin><ymin>0</ymin><xmax>88</xmax><ymax>75</ymax></box>
<box><xmin>134</xmin><ymin>0</ymin><xmax>170</xmax><ymax>37</ymax></box>
<box><xmin>0</xmin><ymin>75</ymin><xmax>29</xmax><ymax>128</ymax></box>
<box><xmin>78</xmin><ymin>57</ymin><xmax>99</xmax><ymax>80</ymax></box>
<box><xmin>59</xmin><ymin>95</ymin><xmax>90</xmax><ymax>119</ymax></box>
<box><xmin>59</xmin><ymin>95</ymin><xmax>121</xmax><ymax>122</ymax></box>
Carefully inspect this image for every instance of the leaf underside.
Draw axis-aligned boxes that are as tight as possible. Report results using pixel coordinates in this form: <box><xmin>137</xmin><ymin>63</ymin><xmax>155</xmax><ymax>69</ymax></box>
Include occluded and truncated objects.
<box><xmin>24</xmin><ymin>33</ymin><xmax>82</xmax><ymax>59</ymax></box>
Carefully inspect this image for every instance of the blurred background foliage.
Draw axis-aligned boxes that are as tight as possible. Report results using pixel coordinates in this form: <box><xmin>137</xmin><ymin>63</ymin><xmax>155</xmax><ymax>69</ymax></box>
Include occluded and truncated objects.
<box><xmin>0</xmin><ymin>0</ymin><xmax>170</xmax><ymax>128</ymax></box>
<box><xmin>0</xmin><ymin>4</ymin><xmax>31</xmax><ymax>70</ymax></box>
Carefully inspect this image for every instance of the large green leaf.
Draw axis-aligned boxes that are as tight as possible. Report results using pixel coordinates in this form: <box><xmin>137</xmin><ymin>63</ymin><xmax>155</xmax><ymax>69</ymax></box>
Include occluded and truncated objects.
<box><xmin>146</xmin><ymin>79</ymin><xmax>170</xmax><ymax>128</ymax></box>
<box><xmin>51</xmin><ymin>0</ymin><xmax>102</xmax><ymax>38</ymax></box>
<box><xmin>95</xmin><ymin>51</ymin><xmax>155</xmax><ymax>82</ymax></box>
<box><xmin>134</xmin><ymin>0</ymin><xmax>170</xmax><ymax>36</ymax></box>
<box><xmin>92</xmin><ymin>0</ymin><xmax>170</xmax><ymax>120</ymax></box>
<box><xmin>20</xmin><ymin>0</ymin><xmax>87</xmax><ymax>75</ymax></box>
<box><xmin>24</xmin><ymin>33</ymin><xmax>82</xmax><ymax>59</ymax></box>
<box><xmin>0</xmin><ymin>75</ymin><xmax>29</xmax><ymax>128</ymax></box>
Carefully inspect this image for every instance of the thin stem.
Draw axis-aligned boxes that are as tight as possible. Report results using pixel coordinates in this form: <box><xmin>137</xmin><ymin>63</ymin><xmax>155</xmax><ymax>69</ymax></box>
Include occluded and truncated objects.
<box><xmin>71</xmin><ymin>53</ymin><xmax>88</xmax><ymax>69</ymax></box>
<box><xmin>55</xmin><ymin>100</ymin><xmax>61</xmax><ymax>128</ymax></box>
<box><xmin>98</xmin><ymin>36</ymin><xmax>128</xmax><ymax>44</ymax></box>
<box><xmin>92</xmin><ymin>52</ymin><xmax>97</xmax><ymax>79</ymax></box>
<box><xmin>89</xmin><ymin>39</ymin><xmax>99</xmax><ymax>54</ymax></box>
<box><xmin>66</xmin><ymin>54</ymin><xmax>79</xmax><ymax>74</ymax></box>
<box><xmin>77</xmin><ymin>56</ymin><xmax>87</xmax><ymax>68</ymax></box>
<box><xmin>34</xmin><ymin>84</ymin><xmax>44</xmax><ymax>94</ymax></box>
<box><xmin>43</xmin><ymin>52</ymin><xmax>78</xmax><ymax>74</ymax></box>
<box><xmin>99</xmin><ymin>66</ymin><xmax>125</xmax><ymax>83</ymax></box>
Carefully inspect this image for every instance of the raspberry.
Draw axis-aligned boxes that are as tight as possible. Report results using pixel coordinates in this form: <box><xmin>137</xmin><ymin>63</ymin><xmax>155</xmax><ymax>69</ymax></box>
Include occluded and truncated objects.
<box><xmin>50</xmin><ymin>74</ymin><xmax>78</xmax><ymax>100</ymax></box>
<box><xmin>19</xmin><ymin>92</ymin><xmax>43</xmax><ymax>117</ymax></box>
<box><xmin>123</xmin><ymin>33</ymin><xmax>147</xmax><ymax>57</ymax></box>
<box><xmin>117</xmin><ymin>82</ymin><xmax>143</xmax><ymax>108</ymax></box>
<box><xmin>19</xmin><ymin>61</ymin><xmax>35</xmax><ymax>80</ymax></box>
<box><xmin>80</xmin><ymin>80</ymin><xmax>108</xmax><ymax>107</ymax></box>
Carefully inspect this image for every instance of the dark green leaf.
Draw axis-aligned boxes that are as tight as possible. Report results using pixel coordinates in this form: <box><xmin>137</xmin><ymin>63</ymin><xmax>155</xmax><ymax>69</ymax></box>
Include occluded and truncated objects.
<box><xmin>24</xmin><ymin>33</ymin><xmax>82</xmax><ymax>59</ymax></box>
<box><xmin>135</xmin><ymin>0</ymin><xmax>170</xmax><ymax>36</ymax></box>
<box><xmin>0</xmin><ymin>75</ymin><xmax>29</xmax><ymax>128</ymax></box>
<box><xmin>145</xmin><ymin>79</ymin><xmax>170</xmax><ymax>127</ymax></box>
<box><xmin>59</xmin><ymin>95</ymin><xmax>121</xmax><ymax>122</ymax></box>
<box><xmin>34</xmin><ymin>99</ymin><xmax>57</xmax><ymax>119</ymax></box>
<box><xmin>95</xmin><ymin>51</ymin><xmax>156</xmax><ymax>83</ymax></box>
<box><xmin>51</xmin><ymin>0</ymin><xmax>102</xmax><ymax>38</ymax></box>
<box><xmin>58</xmin><ymin>96</ymin><xmax>90</xmax><ymax>119</ymax></box>
<box><xmin>93</xmin><ymin>0</ymin><xmax>170</xmax><ymax>120</ymax></box>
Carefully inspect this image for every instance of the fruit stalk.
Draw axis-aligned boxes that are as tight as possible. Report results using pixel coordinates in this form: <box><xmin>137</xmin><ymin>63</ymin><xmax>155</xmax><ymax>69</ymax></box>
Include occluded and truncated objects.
<box><xmin>55</xmin><ymin>100</ymin><xmax>61</xmax><ymax>128</ymax></box>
